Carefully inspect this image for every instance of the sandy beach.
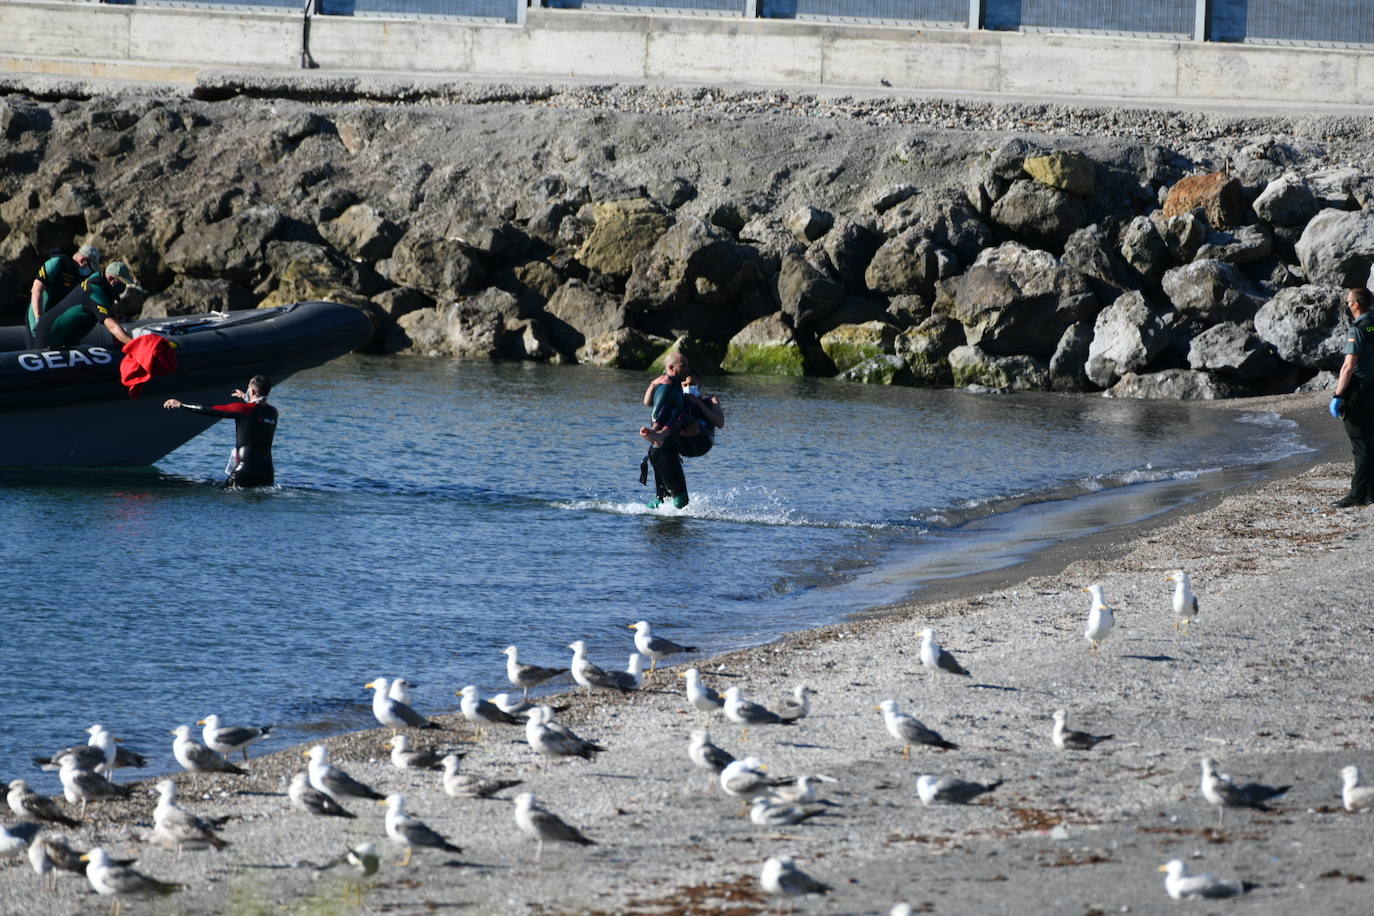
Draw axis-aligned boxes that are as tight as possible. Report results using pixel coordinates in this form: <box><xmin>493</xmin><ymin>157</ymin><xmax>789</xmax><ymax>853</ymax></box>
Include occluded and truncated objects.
<box><xmin>4</xmin><ymin>395</ymin><xmax>1373</xmax><ymax>915</ymax></box>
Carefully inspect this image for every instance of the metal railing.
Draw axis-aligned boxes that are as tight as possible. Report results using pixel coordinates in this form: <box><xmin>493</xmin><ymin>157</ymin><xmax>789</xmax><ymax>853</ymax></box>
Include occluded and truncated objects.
<box><xmin>761</xmin><ymin>0</ymin><xmax>966</xmax><ymax>27</ymax></box>
<box><xmin>1008</xmin><ymin>0</ymin><xmax>1194</xmax><ymax>39</ymax></box>
<box><xmin>1213</xmin><ymin>0</ymin><xmax>1374</xmax><ymax>47</ymax></box>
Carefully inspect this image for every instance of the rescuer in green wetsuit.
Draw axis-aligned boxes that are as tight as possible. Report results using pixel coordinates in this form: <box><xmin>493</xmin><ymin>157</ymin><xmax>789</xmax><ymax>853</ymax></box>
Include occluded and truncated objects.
<box><xmin>28</xmin><ymin>244</ymin><xmax>101</xmax><ymax>344</ymax></box>
<box><xmin>33</xmin><ymin>260</ymin><xmax>137</xmax><ymax>350</ymax></box>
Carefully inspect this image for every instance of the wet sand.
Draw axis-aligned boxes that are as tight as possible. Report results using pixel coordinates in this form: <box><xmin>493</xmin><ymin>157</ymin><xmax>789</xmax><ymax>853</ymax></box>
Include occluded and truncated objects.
<box><xmin>3</xmin><ymin>397</ymin><xmax>1372</xmax><ymax>915</ymax></box>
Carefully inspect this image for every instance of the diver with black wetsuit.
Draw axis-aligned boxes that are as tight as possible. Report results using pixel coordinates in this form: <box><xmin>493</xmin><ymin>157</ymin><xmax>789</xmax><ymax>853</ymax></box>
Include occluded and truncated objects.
<box><xmin>162</xmin><ymin>375</ymin><xmax>278</xmax><ymax>488</ymax></box>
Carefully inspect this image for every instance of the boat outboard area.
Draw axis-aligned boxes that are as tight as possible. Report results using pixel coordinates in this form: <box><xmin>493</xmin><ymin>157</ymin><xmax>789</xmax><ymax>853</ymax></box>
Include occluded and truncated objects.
<box><xmin>0</xmin><ymin>301</ymin><xmax>371</xmax><ymax>468</ymax></box>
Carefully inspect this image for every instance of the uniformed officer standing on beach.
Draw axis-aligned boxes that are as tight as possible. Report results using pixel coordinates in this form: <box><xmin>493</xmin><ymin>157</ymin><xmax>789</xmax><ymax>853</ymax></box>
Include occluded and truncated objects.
<box><xmin>1330</xmin><ymin>287</ymin><xmax>1374</xmax><ymax>508</ymax></box>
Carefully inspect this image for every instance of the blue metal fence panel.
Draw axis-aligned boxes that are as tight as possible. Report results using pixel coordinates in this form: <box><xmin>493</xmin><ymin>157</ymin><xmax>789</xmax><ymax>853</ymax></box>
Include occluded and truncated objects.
<box><xmin>1212</xmin><ymin>0</ymin><xmax>1374</xmax><ymax>46</ymax></box>
<box><xmin>760</xmin><ymin>0</ymin><xmax>966</xmax><ymax>25</ymax></box>
<box><xmin>987</xmin><ymin>0</ymin><xmax>1193</xmax><ymax>36</ymax></box>
<box><xmin>321</xmin><ymin>0</ymin><xmax>514</xmax><ymax>17</ymax></box>
<box><xmin>556</xmin><ymin>0</ymin><xmax>745</xmax><ymax>15</ymax></box>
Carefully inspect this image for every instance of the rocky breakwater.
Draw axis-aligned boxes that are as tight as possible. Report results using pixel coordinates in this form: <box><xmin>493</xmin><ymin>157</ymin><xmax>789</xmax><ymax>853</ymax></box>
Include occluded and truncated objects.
<box><xmin>0</xmin><ymin>87</ymin><xmax>1369</xmax><ymax>399</ymax></box>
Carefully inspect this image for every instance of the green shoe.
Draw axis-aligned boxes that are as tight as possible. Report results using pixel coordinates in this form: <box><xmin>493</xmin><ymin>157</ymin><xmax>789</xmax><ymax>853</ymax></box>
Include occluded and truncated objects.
<box><xmin>672</xmin><ymin>494</ymin><xmax>689</xmax><ymax>509</ymax></box>
<box><xmin>646</xmin><ymin>498</ymin><xmax>663</xmax><ymax>509</ymax></box>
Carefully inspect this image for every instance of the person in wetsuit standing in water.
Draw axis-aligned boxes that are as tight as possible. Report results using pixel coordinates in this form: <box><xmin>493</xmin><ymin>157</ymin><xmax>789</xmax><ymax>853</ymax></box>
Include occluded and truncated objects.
<box><xmin>163</xmin><ymin>375</ymin><xmax>278</xmax><ymax>488</ymax></box>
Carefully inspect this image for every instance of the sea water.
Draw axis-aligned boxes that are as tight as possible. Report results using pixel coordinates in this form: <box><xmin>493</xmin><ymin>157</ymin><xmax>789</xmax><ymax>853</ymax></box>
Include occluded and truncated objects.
<box><xmin>0</xmin><ymin>356</ymin><xmax>1308</xmax><ymax>784</ymax></box>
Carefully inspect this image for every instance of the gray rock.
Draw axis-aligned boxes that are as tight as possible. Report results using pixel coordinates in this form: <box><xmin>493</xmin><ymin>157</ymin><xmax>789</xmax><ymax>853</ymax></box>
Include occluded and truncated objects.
<box><xmin>649</xmin><ymin>176</ymin><xmax>696</xmax><ymax>210</ymax></box>
<box><xmin>952</xmin><ymin>242</ymin><xmax>1098</xmax><ymax>358</ymax></box>
<box><xmin>543</xmin><ymin>279</ymin><xmax>628</xmax><ymax>355</ymax></box>
<box><xmin>163</xmin><ymin>205</ymin><xmax>291</xmax><ymax>284</ymax></box>
<box><xmin>784</xmin><ymin>206</ymin><xmax>833</xmax><ymax>244</ymax></box>
<box><xmin>990</xmin><ymin>179</ymin><xmax>1088</xmax><ymax>249</ymax></box>
<box><xmin>1160</xmin><ymin>259</ymin><xmax>1266</xmax><ymax>324</ymax></box>
<box><xmin>1119</xmin><ymin>215</ymin><xmax>1169</xmax><ymax>283</ymax></box>
<box><xmin>1105</xmin><ymin>368</ymin><xmax>1240</xmax><ymax>400</ymax></box>
<box><xmin>371</xmin><ymin>286</ymin><xmax>433</xmax><ymax>320</ymax></box>
<box><xmin>1194</xmin><ymin>225</ymin><xmax>1273</xmax><ymax>265</ymax></box>
<box><xmin>1251</xmin><ymin>175</ymin><xmax>1320</xmax><ymax>227</ymax></box>
<box><xmin>321</xmin><ymin>203</ymin><xmax>404</xmax><ymax>262</ymax></box>
<box><xmin>575</xmin><ymin>198</ymin><xmax>672</xmax><ymax>278</ymax></box>
<box><xmin>819</xmin><ymin>321</ymin><xmax>899</xmax><ymax>373</ymax></box>
<box><xmin>1049</xmin><ymin>320</ymin><xmax>1094</xmax><ymax>391</ymax></box>
<box><xmin>838</xmin><ymin>354</ymin><xmax>914</xmax><ymax>385</ymax></box>
<box><xmin>867</xmin><ymin>184</ymin><xmax>917</xmax><ymax>213</ymax></box>
<box><xmin>896</xmin><ymin>315</ymin><xmax>964</xmax><ymax>385</ymax></box>
<box><xmin>864</xmin><ymin>228</ymin><xmax>941</xmax><ymax>299</ymax></box>
<box><xmin>818</xmin><ymin>217</ymin><xmax>882</xmax><ymax>293</ymax></box>
<box><xmin>576</xmin><ymin>327</ymin><xmax>672</xmax><ymax>370</ymax></box>
<box><xmin>1297</xmin><ymin>369</ymin><xmax>1337</xmax><ymax>393</ymax></box>
<box><xmin>1063</xmin><ymin>224</ymin><xmax>1131</xmax><ymax>305</ymax></box>
<box><xmin>1186</xmin><ymin>321</ymin><xmax>1277</xmax><ymax>379</ymax></box>
<box><xmin>739</xmin><ymin>214</ymin><xmax>802</xmax><ymax>265</ymax></box>
<box><xmin>624</xmin><ymin>216</ymin><xmax>764</xmax><ymax>311</ymax></box>
<box><xmin>886</xmin><ymin>293</ymin><xmax>931</xmax><ymax>327</ymax></box>
<box><xmin>139</xmin><ymin>277</ymin><xmax>256</xmax><ymax>319</ymax></box>
<box><xmin>1085</xmin><ymin>290</ymin><xmax>1169</xmax><ymax>388</ymax></box>
<box><xmin>1152</xmin><ymin>210</ymin><xmax>1207</xmax><ymax>263</ymax></box>
<box><xmin>388</xmin><ymin>234</ymin><xmax>486</xmax><ymax>298</ymax></box>
<box><xmin>878</xmin><ymin>190</ymin><xmax>991</xmax><ymax>265</ymax></box>
<box><xmin>778</xmin><ymin>251</ymin><xmax>845</xmax><ymax>328</ymax></box>
<box><xmin>1253</xmin><ymin>284</ymin><xmax>1349</xmax><ymax>370</ymax></box>
<box><xmin>1296</xmin><ymin>209</ymin><xmax>1374</xmax><ymax>288</ymax></box>
<box><xmin>1307</xmin><ymin>166</ymin><xmax>1364</xmax><ymax>209</ymax></box>
<box><xmin>722</xmin><ymin>312</ymin><xmax>809</xmax><ymax>377</ymax></box>
<box><xmin>947</xmin><ymin>344</ymin><xmax>1050</xmax><ymax>391</ymax></box>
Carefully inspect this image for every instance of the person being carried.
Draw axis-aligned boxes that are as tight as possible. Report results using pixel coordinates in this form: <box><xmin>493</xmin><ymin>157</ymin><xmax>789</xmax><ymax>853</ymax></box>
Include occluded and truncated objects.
<box><xmin>28</xmin><ymin>244</ymin><xmax>101</xmax><ymax>346</ymax></box>
<box><xmin>667</xmin><ymin>372</ymin><xmax>724</xmax><ymax>459</ymax></box>
<box><xmin>32</xmin><ymin>260</ymin><xmax>137</xmax><ymax>350</ymax></box>
<box><xmin>1329</xmin><ymin>286</ymin><xmax>1374</xmax><ymax>508</ymax></box>
<box><xmin>163</xmin><ymin>375</ymin><xmax>279</xmax><ymax>489</ymax></box>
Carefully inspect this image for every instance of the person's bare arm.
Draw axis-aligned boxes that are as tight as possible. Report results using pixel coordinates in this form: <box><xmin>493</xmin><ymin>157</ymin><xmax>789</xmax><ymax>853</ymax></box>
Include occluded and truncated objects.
<box><xmin>692</xmin><ymin>396</ymin><xmax>724</xmax><ymax>429</ymax></box>
<box><xmin>104</xmin><ymin>317</ymin><xmax>134</xmax><ymax>346</ymax></box>
<box><xmin>643</xmin><ymin>375</ymin><xmax>669</xmax><ymax>406</ymax></box>
<box><xmin>1336</xmin><ymin>353</ymin><xmax>1358</xmax><ymax>397</ymax></box>
<box><xmin>29</xmin><ymin>279</ymin><xmax>45</xmax><ymax>326</ymax></box>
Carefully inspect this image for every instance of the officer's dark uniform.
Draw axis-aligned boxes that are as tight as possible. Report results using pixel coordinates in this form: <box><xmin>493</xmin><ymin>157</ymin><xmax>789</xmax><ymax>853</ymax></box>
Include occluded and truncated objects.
<box><xmin>33</xmin><ymin>274</ymin><xmax>124</xmax><ymax>349</ymax></box>
<box><xmin>28</xmin><ymin>254</ymin><xmax>86</xmax><ymax>342</ymax></box>
<box><xmin>1340</xmin><ymin>312</ymin><xmax>1374</xmax><ymax>505</ymax></box>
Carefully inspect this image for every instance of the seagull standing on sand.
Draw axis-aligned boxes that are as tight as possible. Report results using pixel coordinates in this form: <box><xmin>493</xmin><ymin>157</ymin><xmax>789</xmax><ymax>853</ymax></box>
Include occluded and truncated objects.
<box><xmin>777</xmin><ymin>685</ymin><xmax>816</xmax><ymax>720</ymax></box>
<box><xmin>365</xmin><ymin>678</ymin><xmax>441</xmax><ymax>731</ymax></box>
<box><xmin>1051</xmin><ymin>710</ymin><xmax>1114</xmax><ymax>750</ymax></box>
<box><xmin>1200</xmin><ymin>757</ymin><xmax>1291</xmax><ymax>825</ymax></box>
<box><xmin>441</xmin><ymin>753</ymin><xmax>522</xmax><ymax>799</ymax></box>
<box><xmin>81</xmin><ymin>847</ymin><xmax>181</xmax><ymax>911</ymax></box>
<box><xmin>723</xmin><ymin>686</ymin><xmax>798</xmax><ymax>739</ymax></box>
<box><xmin>607</xmin><ymin>654</ymin><xmax>646</xmax><ymax>692</ymax></box>
<box><xmin>198</xmin><ymin>714</ymin><xmax>273</xmax><ymax>761</ymax></box>
<box><xmin>1167</xmin><ymin>570</ymin><xmax>1200</xmax><ymax>633</ymax></box>
<box><xmin>171</xmin><ymin>724</ymin><xmax>246</xmax><ymax>783</ymax></box>
<box><xmin>1083</xmin><ymin>584</ymin><xmax>1115</xmax><ymax>655</ymax></box>
<box><xmin>388</xmin><ymin>735</ymin><xmax>447</xmax><ymax>770</ymax></box>
<box><xmin>760</xmin><ymin>855</ymin><xmax>830</xmax><ymax>902</ymax></box>
<box><xmin>688</xmin><ymin>729</ymin><xmax>735</xmax><ymax>792</ymax></box>
<box><xmin>458</xmin><ymin>685</ymin><xmax>522</xmax><ymax>739</ymax></box>
<box><xmin>513</xmin><ymin>792</ymin><xmax>595</xmax><ymax>862</ymax></box>
<box><xmin>0</xmin><ymin>822</ymin><xmax>39</xmax><ymax>863</ymax></box>
<box><xmin>1159</xmin><ymin>859</ymin><xmax>1249</xmax><ymax>900</ymax></box>
<box><xmin>771</xmin><ymin>774</ymin><xmax>838</xmax><ymax>806</ymax></box>
<box><xmin>568</xmin><ymin>640</ymin><xmax>631</xmax><ymax>694</ymax></box>
<box><xmin>316</xmin><ymin>841</ymin><xmax>380</xmax><ymax>906</ymax></box>
<box><xmin>57</xmin><ymin>752</ymin><xmax>132</xmax><ymax>814</ymax></box>
<box><xmin>915</xmin><ymin>774</ymin><xmax>1003</xmax><ymax>805</ymax></box>
<box><xmin>152</xmin><ymin>779</ymin><xmax>230</xmax><ymax>859</ymax></box>
<box><xmin>1341</xmin><ymin>765</ymin><xmax>1374</xmax><ymax>812</ymax></box>
<box><xmin>680</xmin><ymin>668</ymin><xmax>724</xmax><ymax>715</ymax></box>
<box><xmin>27</xmin><ymin>834</ymin><xmax>91</xmax><ymax>891</ymax></box>
<box><xmin>501</xmin><ymin>646</ymin><xmax>568</xmax><ymax>701</ymax></box>
<box><xmin>876</xmin><ymin>699</ymin><xmax>958</xmax><ymax>758</ymax></box>
<box><xmin>524</xmin><ymin>705</ymin><xmax>605</xmax><ymax>760</ymax></box>
<box><xmin>306</xmin><ymin>745</ymin><xmax>385</xmax><ymax>804</ymax></box>
<box><xmin>750</xmin><ymin>796</ymin><xmax>826</xmax><ymax>827</ymax></box>
<box><xmin>628</xmin><ymin>620</ymin><xmax>697</xmax><ymax>671</ymax></box>
<box><xmin>289</xmin><ymin>771</ymin><xmax>356</xmax><ymax>818</ymax></box>
<box><xmin>919</xmin><ymin>628</ymin><xmax>970</xmax><ymax>680</ymax></box>
<box><xmin>7</xmin><ymin>778</ymin><xmax>79</xmax><ymax>827</ymax></box>
<box><xmin>720</xmin><ymin>757</ymin><xmax>783</xmax><ymax>807</ymax></box>
<box><xmin>382</xmin><ymin>794</ymin><xmax>463</xmax><ymax>866</ymax></box>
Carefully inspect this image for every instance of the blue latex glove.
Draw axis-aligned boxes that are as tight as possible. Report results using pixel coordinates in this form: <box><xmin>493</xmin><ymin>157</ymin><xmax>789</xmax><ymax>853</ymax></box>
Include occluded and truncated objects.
<box><xmin>1331</xmin><ymin>396</ymin><xmax>1345</xmax><ymax>419</ymax></box>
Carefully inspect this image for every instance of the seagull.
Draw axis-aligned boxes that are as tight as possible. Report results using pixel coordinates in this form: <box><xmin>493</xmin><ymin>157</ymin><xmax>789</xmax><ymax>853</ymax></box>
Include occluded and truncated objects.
<box><xmin>365</xmin><ymin>678</ymin><xmax>441</xmax><ymax>731</ymax></box>
<box><xmin>1083</xmin><ymin>584</ymin><xmax>1115</xmax><ymax>655</ymax></box>
<box><xmin>382</xmin><ymin>794</ymin><xmax>464</xmax><ymax>866</ymax></box>
<box><xmin>388</xmin><ymin>678</ymin><xmax>416</xmax><ymax>705</ymax></box>
<box><xmin>7</xmin><ymin>778</ymin><xmax>80</xmax><ymax>826</ymax></box>
<box><xmin>680</xmin><ymin>668</ymin><xmax>724</xmax><ymax>715</ymax></box>
<box><xmin>458</xmin><ymin>684</ymin><xmax>523</xmax><ymax>738</ymax></box>
<box><xmin>197</xmin><ymin>714</ymin><xmax>273</xmax><ymax>761</ymax></box>
<box><xmin>152</xmin><ymin>779</ymin><xmax>230</xmax><ymax>859</ymax></box>
<box><xmin>723</xmin><ymin>686</ymin><xmax>799</xmax><ymax>739</ymax></box>
<box><xmin>441</xmin><ymin>753</ymin><xmax>522</xmax><ymax>799</ymax></box>
<box><xmin>514</xmin><ymin>792</ymin><xmax>595</xmax><ymax>862</ymax></box>
<box><xmin>28</xmin><ymin>834</ymin><xmax>98</xmax><ymax>892</ymax></box>
<box><xmin>171</xmin><ymin>724</ymin><xmax>247</xmax><ymax>781</ymax></box>
<box><xmin>501</xmin><ymin>645</ymin><xmax>568</xmax><ymax>701</ymax></box>
<box><xmin>760</xmin><ymin>855</ymin><xmax>830</xmax><ymax>901</ymax></box>
<box><xmin>1051</xmin><ymin>710</ymin><xmax>1114</xmax><ymax>750</ymax></box>
<box><xmin>876</xmin><ymin>699</ymin><xmax>958</xmax><ymax>758</ymax></box>
<box><xmin>82</xmin><ymin>847</ymin><xmax>182</xmax><ymax>911</ymax></box>
<box><xmin>306</xmin><ymin>745</ymin><xmax>385</xmax><ymax>803</ymax></box>
<box><xmin>568</xmin><ymin>640</ymin><xmax>631</xmax><ymax>694</ymax></box>
<box><xmin>720</xmin><ymin>757</ymin><xmax>786</xmax><ymax>808</ymax></box>
<box><xmin>1341</xmin><ymin>765</ymin><xmax>1374</xmax><ymax>812</ymax></box>
<box><xmin>0</xmin><ymin>822</ymin><xmax>40</xmax><ymax>863</ymax></box>
<box><xmin>57</xmin><ymin>752</ymin><xmax>132</xmax><ymax>814</ymax></box>
<box><xmin>89</xmin><ymin>725</ymin><xmax>148</xmax><ymax>777</ymax></box>
<box><xmin>750</xmin><ymin>795</ymin><xmax>827</xmax><ymax>827</ymax></box>
<box><xmin>1159</xmin><ymin>859</ymin><xmax>1250</xmax><ymax>900</ymax></box>
<box><xmin>688</xmin><ymin>729</ymin><xmax>735</xmax><ymax>792</ymax></box>
<box><xmin>770</xmin><ymin>774</ymin><xmax>838</xmax><ymax>806</ymax></box>
<box><xmin>316</xmin><ymin>841</ymin><xmax>380</xmax><ymax>905</ymax></box>
<box><xmin>1200</xmin><ymin>757</ymin><xmax>1291</xmax><ymax>825</ymax></box>
<box><xmin>628</xmin><ymin>620</ymin><xmax>697</xmax><ymax>671</ymax></box>
<box><xmin>1167</xmin><ymin>570</ymin><xmax>1200</xmax><ymax>633</ymax></box>
<box><xmin>919</xmin><ymin>628</ymin><xmax>970</xmax><ymax>679</ymax></box>
<box><xmin>289</xmin><ymin>771</ymin><xmax>356</xmax><ymax>818</ymax></box>
<box><xmin>777</xmin><ymin>685</ymin><xmax>817</xmax><ymax>720</ymax></box>
<box><xmin>35</xmin><ymin>727</ymin><xmax>146</xmax><ymax>775</ymax></box>
<box><xmin>524</xmin><ymin>705</ymin><xmax>605</xmax><ymax>760</ymax></box>
<box><xmin>388</xmin><ymin>734</ymin><xmax>447</xmax><ymax>770</ymax></box>
<box><xmin>915</xmin><ymin>774</ymin><xmax>1003</xmax><ymax>805</ymax></box>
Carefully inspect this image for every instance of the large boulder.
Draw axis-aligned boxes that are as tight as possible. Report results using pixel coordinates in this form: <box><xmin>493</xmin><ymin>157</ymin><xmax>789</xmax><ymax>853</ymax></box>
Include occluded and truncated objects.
<box><xmin>321</xmin><ymin>203</ymin><xmax>404</xmax><ymax>262</ymax></box>
<box><xmin>947</xmin><ymin>345</ymin><xmax>1050</xmax><ymax>391</ymax></box>
<box><xmin>1119</xmin><ymin>215</ymin><xmax>1169</xmax><ymax>283</ymax></box>
<box><xmin>1186</xmin><ymin>321</ymin><xmax>1277</xmax><ymax>379</ymax></box>
<box><xmin>139</xmin><ymin>278</ymin><xmax>257</xmax><ymax>319</ymax></box>
<box><xmin>1152</xmin><ymin>211</ymin><xmax>1207</xmax><ymax>263</ymax></box>
<box><xmin>391</xmin><ymin>293</ymin><xmax>523</xmax><ymax>359</ymax></box>
<box><xmin>864</xmin><ymin>228</ymin><xmax>944</xmax><ymax>299</ymax></box>
<box><xmin>1161</xmin><ymin>259</ymin><xmax>1266</xmax><ymax>324</ymax></box>
<box><xmin>543</xmin><ymin>279</ymin><xmax>628</xmax><ymax>356</ymax></box>
<box><xmin>1195</xmin><ymin>225</ymin><xmax>1273</xmax><ymax>265</ymax></box>
<box><xmin>257</xmin><ymin>241</ymin><xmax>385</xmax><ymax>307</ymax></box>
<box><xmin>576</xmin><ymin>328</ymin><xmax>672</xmax><ymax>369</ymax></box>
<box><xmin>784</xmin><ymin>205</ymin><xmax>833</xmax><ymax>243</ymax></box>
<box><xmin>1106</xmin><ymin>368</ymin><xmax>1240</xmax><ymax>400</ymax></box>
<box><xmin>624</xmin><ymin>216</ymin><xmax>763</xmax><ymax>311</ymax></box>
<box><xmin>778</xmin><ymin>251</ymin><xmax>845</xmax><ymax>328</ymax></box>
<box><xmin>388</xmin><ymin>235</ymin><xmax>486</xmax><ymax>298</ymax></box>
<box><xmin>879</xmin><ymin>190</ymin><xmax>992</xmax><ymax>264</ymax></box>
<box><xmin>1252</xmin><ymin>175</ymin><xmax>1320</xmax><ymax>227</ymax></box>
<box><xmin>896</xmin><ymin>315</ymin><xmax>964</xmax><ymax>385</ymax></box>
<box><xmin>1295</xmin><ymin>209</ymin><xmax>1374</xmax><ymax>288</ymax></box>
<box><xmin>1022</xmin><ymin>150</ymin><xmax>1095</xmax><ymax>196</ymax></box>
<box><xmin>990</xmin><ymin>179</ymin><xmax>1088</xmax><ymax>249</ymax></box>
<box><xmin>1048</xmin><ymin>320</ymin><xmax>1094</xmax><ymax>391</ymax></box>
<box><xmin>965</xmin><ymin>138</ymin><xmax>1047</xmax><ymax>216</ymax></box>
<box><xmin>839</xmin><ymin>354</ymin><xmax>915</xmax><ymax>386</ymax></box>
<box><xmin>819</xmin><ymin>321</ymin><xmax>898</xmax><ymax>373</ymax></box>
<box><xmin>722</xmin><ymin>313</ymin><xmax>812</xmax><ymax>377</ymax></box>
<box><xmin>1062</xmin><ymin>225</ymin><xmax>1131</xmax><ymax>305</ymax></box>
<box><xmin>817</xmin><ymin>217</ymin><xmax>882</xmax><ymax>293</ymax></box>
<box><xmin>575</xmin><ymin>198</ymin><xmax>672</xmax><ymax>278</ymax></box>
<box><xmin>1162</xmin><ymin>172</ymin><xmax>1247</xmax><ymax>228</ymax></box>
<box><xmin>951</xmin><ymin>242</ymin><xmax>1098</xmax><ymax>358</ymax></box>
<box><xmin>1253</xmin><ymin>284</ymin><xmax>1349</xmax><ymax>370</ymax></box>
<box><xmin>1085</xmin><ymin>291</ymin><xmax>1169</xmax><ymax>388</ymax></box>
<box><xmin>163</xmin><ymin>205</ymin><xmax>294</xmax><ymax>285</ymax></box>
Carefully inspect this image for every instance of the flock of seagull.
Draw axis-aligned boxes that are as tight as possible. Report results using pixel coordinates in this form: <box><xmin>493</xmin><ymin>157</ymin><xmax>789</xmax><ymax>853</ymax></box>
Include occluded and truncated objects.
<box><xmin>2</xmin><ymin>582</ymin><xmax>1373</xmax><ymax>911</ymax></box>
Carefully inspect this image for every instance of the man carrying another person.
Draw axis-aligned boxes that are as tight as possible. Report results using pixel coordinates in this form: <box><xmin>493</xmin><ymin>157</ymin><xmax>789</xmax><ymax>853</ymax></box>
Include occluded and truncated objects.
<box><xmin>638</xmin><ymin>353</ymin><xmax>724</xmax><ymax>510</ymax></box>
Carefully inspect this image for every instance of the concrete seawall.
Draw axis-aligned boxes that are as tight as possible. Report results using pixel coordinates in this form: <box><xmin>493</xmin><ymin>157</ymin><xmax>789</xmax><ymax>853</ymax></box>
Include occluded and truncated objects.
<box><xmin>1</xmin><ymin>1</ymin><xmax>1371</xmax><ymax>106</ymax></box>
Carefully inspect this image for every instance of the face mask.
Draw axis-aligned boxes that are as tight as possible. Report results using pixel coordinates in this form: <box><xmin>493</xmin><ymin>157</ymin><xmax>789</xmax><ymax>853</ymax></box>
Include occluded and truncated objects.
<box><xmin>685</xmin><ymin>385</ymin><xmax>701</xmax><ymax>397</ymax></box>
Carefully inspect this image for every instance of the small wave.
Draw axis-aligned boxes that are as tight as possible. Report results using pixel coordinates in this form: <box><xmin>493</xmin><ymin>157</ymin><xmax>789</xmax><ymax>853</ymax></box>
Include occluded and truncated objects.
<box><xmin>551</xmin><ymin>488</ymin><xmax>903</xmax><ymax>531</ymax></box>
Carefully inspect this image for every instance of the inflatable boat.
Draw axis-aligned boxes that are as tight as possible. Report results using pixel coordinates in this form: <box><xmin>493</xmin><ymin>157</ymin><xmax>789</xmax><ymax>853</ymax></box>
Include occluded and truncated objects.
<box><xmin>0</xmin><ymin>301</ymin><xmax>371</xmax><ymax>468</ymax></box>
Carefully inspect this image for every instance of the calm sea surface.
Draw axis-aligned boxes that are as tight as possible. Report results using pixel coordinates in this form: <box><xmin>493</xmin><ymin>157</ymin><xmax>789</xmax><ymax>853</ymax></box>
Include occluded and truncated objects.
<box><xmin>0</xmin><ymin>356</ymin><xmax>1308</xmax><ymax>786</ymax></box>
